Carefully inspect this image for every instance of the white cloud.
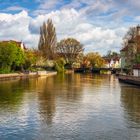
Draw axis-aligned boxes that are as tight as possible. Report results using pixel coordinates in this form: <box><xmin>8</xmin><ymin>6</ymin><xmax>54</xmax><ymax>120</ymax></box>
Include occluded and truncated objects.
<box><xmin>2</xmin><ymin>6</ymin><xmax>27</xmax><ymax>12</ymax></box>
<box><xmin>0</xmin><ymin>9</ymin><xmax>127</xmax><ymax>54</ymax></box>
<box><xmin>39</xmin><ymin>0</ymin><xmax>60</xmax><ymax>10</ymax></box>
<box><xmin>0</xmin><ymin>10</ymin><xmax>38</xmax><ymax>48</ymax></box>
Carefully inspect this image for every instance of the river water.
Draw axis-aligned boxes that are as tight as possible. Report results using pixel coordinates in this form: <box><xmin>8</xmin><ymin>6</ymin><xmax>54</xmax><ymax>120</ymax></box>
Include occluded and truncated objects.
<box><xmin>0</xmin><ymin>74</ymin><xmax>140</xmax><ymax>140</ymax></box>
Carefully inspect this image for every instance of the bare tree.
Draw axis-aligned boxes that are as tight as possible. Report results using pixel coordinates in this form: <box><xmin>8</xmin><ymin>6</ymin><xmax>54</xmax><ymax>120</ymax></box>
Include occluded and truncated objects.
<box><xmin>38</xmin><ymin>19</ymin><xmax>57</xmax><ymax>59</ymax></box>
<box><xmin>123</xmin><ymin>27</ymin><xmax>137</xmax><ymax>45</ymax></box>
<box><xmin>57</xmin><ymin>38</ymin><xmax>84</xmax><ymax>65</ymax></box>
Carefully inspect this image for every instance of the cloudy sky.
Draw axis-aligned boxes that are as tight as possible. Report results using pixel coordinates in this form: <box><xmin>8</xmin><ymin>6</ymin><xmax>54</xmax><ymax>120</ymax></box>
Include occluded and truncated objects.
<box><xmin>0</xmin><ymin>0</ymin><xmax>140</xmax><ymax>55</ymax></box>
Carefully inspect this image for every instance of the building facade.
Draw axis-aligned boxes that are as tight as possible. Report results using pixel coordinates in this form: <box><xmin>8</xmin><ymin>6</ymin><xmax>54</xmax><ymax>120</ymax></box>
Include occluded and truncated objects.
<box><xmin>120</xmin><ymin>25</ymin><xmax>140</xmax><ymax>70</ymax></box>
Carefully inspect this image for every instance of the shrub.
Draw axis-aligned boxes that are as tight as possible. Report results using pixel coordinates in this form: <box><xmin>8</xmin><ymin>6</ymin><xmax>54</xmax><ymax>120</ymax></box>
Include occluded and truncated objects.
<box><xmin>54</xmin><ymin>58</ymin><xmax>66</xmax><ymax>73</ymax></box>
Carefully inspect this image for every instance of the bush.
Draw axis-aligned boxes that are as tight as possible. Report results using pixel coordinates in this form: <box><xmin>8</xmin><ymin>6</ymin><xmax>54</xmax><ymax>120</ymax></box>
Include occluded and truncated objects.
<box><xmin>0</xmin><ymin>41</ymin><xmax>25</xmax><ymax>73</ymax></box>
<box><xmin>54</xmin><ymin>58</ymin><xmax>66</xmax><ymax>73</ymax></box>
<box><xmin>0</xmin><ymin>66</ymin><xmax>11</xmax><ymax>74</ymax></box>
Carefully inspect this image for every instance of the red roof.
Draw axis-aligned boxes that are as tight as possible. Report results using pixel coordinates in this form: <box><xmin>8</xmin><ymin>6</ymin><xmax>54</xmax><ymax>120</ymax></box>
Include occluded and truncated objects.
<box><xmin>133</xmin><ymin>64</ymin><xmax>140</xmax><ymax>69</ymax></box>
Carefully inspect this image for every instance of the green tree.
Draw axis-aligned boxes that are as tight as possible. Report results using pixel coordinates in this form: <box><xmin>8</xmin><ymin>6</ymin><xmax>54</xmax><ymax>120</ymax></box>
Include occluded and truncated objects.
<box><xmin>57</xmin><ymin>38</ymin><xmax>84</xmax><ymax>66</ymax></box>
<box><xmin>134</xmin><ymin>53</ymin><xmax>140</xmax><ymax>64</ymax></box>
<box><xmin>23</xmin><ymin>49</ymin><xmax>38</xmax><ymax>70</ymax></box>
<box><xmin>106</xmin><ymin>50</ymin><xmax>119</xmax><ymax>58</ymax></box>
<box><xmin>54</xmin><ymin>58</ymin><xmax>66</xmax><ymax>73</ymax></box>
<box><xmin>0</xmin><ymin>41</ymin><xmax>25</xmax><ymax>73</ymax></box>
<box><xmin>38</xmin><ymin>19</ymin><xmax>57</xmax><ymax>59</ymax></box>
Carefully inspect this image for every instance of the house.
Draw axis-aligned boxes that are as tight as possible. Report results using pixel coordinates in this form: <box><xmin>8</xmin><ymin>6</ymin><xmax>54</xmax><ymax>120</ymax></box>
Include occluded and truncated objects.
<box><xmin>133</xmin><ymin>64</ymin><xmax>140</xmax><ymax>77</ymax></box>
<box><xmin>0</xmin><ymin>40</ymin><xmax>27</xmax><ymax>51</ymax></box>
<box><xmin>120</xmin><ymin>40</ymin><xmax>136</xmax><ymax>69</ymax></box>
<box><xmin>103</xmin><ymin>56</ymin><xmax>121</xmax><ymax>68</ymax></box>
<box><xmin>120</xmin><ymin>25</ymin><xmax>140</xmax><ymax>69</ymax></box>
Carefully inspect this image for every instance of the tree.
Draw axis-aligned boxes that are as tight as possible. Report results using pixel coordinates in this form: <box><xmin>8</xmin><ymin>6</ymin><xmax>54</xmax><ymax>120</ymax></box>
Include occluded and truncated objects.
<box><xmin>38</xmin><ymin>19</ymin><xmax>57</xmax><ymax>59</ymax></box>
<box><xmin>23</xmin><ymin>49</ymin><xmax>38</xmax><ymax>70</ymax></box>
<box><xmin>57</xmin><ymin>38</ymin><xmax>84</xmax><ymax>66</ymax></box>
<box><xmin>105</xmin><ymin>50</ymin><xmax>120</xmax><ymax>59</ymax></box>
<box><xmin>54</xmin><ymin>58</ymin><xmax>66</xmax><ymax>73</ymax></box>
<box><xmin>134</xmin><ymin>53</ymin><xmax>140</xmax><ymax>64</ymax></box>
<box><xmin>86</xmin><ymin>52</ymin><xmax>105</xmax><ymax>68</ymax></box>
<box><xmin>123</xmin><ymin>27</ymin><xmax>137</xmax><ymax>46</ymax></box>
<box><xmin>0</xmin><ymin>41</ymin><xmax>25</xmax><ymax>73</ymax></box>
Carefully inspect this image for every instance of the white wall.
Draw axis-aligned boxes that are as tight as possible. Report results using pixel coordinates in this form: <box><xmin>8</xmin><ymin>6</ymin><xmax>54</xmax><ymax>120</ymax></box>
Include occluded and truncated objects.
<box><xmin>133</xmin><ymin>69</ymin><xmax>140</xmax><ymax>77</ymax></box>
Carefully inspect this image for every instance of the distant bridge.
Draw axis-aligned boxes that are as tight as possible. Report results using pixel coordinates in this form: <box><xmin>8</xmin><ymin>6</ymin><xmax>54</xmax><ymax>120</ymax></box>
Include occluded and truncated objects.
<box><xmin>74</xmin><ymin>67</ymin><xmax>121</xmax><ymax>74</ymax></box>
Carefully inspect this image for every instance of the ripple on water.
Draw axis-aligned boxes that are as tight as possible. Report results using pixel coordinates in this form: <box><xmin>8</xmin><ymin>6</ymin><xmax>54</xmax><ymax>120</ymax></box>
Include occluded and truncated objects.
<box><xmin>0</xmin><ymin>74</ymin><xmax>140</xmax><ymax>140</ymax></box>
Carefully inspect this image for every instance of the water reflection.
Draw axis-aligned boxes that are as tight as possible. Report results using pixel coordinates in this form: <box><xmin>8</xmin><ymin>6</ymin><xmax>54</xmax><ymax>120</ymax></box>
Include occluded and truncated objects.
<box><xmin>37</xmin><ymin>77</ymin><xmax>56</xmax><ymax>125</ymax></box>
<box><xmin>121</xmin><ymin>85</ymin><xmax>140</xmax><ymax>125</ymax></box>
<box><xmin>36</xmin><ymin>74</ymin><xmax>84</xmax><ymax>125</ymax></box>
<box><xmin>0</xmin><ymin>74</ymin><xmax>140</xmax><ymax>140</ymax></box>
<box><xmin>0</xmin><ymin>80</ymin><xmax>24</xmax><ymax>108</ymax></box>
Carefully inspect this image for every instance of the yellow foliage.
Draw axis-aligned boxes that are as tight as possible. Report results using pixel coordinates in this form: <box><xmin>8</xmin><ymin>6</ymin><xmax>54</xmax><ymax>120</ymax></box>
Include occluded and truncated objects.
<box><xmin>86</xmin><ymin>52</ymin><xmax>105</xmax><ymax>68</ymax></box>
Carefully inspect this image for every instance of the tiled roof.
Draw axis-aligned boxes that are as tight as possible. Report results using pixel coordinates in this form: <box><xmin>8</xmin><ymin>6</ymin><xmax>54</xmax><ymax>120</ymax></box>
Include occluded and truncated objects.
<box><xmin>133</xmin><ymin>64</ymin><xmax>140</xmax><ymax>69</ymax></box>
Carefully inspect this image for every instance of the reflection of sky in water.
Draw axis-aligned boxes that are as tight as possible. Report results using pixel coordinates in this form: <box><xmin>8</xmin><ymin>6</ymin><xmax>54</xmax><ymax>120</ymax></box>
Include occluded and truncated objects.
<box><xmin>0</xmin><ymin>74</ymin><xmax>140</xmax><ymax>140</ymax></box>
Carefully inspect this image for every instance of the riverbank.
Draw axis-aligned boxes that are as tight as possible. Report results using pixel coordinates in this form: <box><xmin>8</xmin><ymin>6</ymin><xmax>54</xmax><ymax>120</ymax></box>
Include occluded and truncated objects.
<box><xmin>0</xmin><ymin>71</ymin><xmax>57</xmax><ymax>81</ymax></box>
<box><xmin>118</xmin><ymin>75</ymin><xmax>140</xmax><ymax>86</ymax></box>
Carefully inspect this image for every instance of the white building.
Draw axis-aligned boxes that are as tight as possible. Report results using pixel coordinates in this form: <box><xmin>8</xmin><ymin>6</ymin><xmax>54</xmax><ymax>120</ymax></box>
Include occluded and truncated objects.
<box><xmin>133</xmin><ymin>65</ymin><xmax>140</xmax><ymax>77</ymax></box>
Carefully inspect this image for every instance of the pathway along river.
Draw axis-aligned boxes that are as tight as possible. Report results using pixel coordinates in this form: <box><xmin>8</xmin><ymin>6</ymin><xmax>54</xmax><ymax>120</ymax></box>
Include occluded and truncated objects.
<box><xmin>0</xmin><ymin>74</ymin><xmax>140</xmax><ymax>140</ymax></box>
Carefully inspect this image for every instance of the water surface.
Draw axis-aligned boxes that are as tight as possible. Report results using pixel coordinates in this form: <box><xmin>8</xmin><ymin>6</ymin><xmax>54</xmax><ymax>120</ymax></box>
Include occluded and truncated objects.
<box><xmin>0</xmin><ymin>74</ymin><xmax>140</xmax><ymax>140</ymax></box>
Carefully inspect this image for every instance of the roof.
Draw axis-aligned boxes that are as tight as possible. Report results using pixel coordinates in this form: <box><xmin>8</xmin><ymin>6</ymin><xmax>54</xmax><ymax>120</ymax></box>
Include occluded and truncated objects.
<box><xmin>133</xmin><ymin>64</ymin><xmax>140</xmax><ymax>69</ymax></box>
<box><xmin>103</xmin><ymin>56</ymin><xmax>120</xmax><ymax>62</ymax></box>
<box><xmin>0</xmin><ymin>40</ymin><xmax>27</xmax><ymax>50</ymax></box>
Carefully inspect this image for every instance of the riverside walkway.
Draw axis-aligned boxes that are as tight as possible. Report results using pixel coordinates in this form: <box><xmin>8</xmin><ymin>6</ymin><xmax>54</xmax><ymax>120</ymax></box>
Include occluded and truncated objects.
<box><xmin>0</xmin><ymin>71</ymin><xmax>57</xmax><ymax>81</ymax></box>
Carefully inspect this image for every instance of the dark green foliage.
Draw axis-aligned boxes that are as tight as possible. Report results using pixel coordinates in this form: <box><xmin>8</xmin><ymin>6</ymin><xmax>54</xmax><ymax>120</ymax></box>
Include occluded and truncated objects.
<box><xmin>105</xmin><ymin>50</ymin><xmax>120</xmax><ymax>58</ymax></box>
<box><xmin>0</xmin><ymin>41</ymin><xmax>25</xmax><ymax>73</ymax></box>
<box><xmin>134</xmin><ymin>53</ymin><xmax>140</xmax><ymax>64</ymax></box>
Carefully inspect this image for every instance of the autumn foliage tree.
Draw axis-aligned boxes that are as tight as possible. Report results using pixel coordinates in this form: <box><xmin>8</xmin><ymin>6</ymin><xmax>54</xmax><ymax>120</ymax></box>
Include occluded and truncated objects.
<box><xmin>38</xmin><ymin>19</ymin><xmax>57</xmax><ymax>60</ymax></box>
<box><xmin>23</xmin><ymin>49</ymin><xmax>39</xmax><ymax>70</ymax></box>
<box><xmin>57</xmin><ymin>38</ymin><xmax>84</xmax><ymax>66</ymax></box>
<box><xmin>86</xmin><ymin>52</ymin><xmax>105</xmax><ymax>68</ymax></box>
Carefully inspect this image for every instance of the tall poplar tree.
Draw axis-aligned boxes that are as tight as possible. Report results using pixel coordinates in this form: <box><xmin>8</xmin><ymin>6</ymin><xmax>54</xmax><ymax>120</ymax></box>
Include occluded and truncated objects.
<box><xmin>38</xmin><ymin>19</ymin><xmax>57</xmax><ymax>59</ymax></box>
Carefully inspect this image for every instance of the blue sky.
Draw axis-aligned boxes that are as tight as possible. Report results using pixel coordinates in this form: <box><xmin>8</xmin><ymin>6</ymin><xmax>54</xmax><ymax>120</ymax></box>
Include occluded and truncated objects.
<box><xmin>0</xmin><ymin>0</ymin><xmax>140</xmax><ymax>54</ymax></box>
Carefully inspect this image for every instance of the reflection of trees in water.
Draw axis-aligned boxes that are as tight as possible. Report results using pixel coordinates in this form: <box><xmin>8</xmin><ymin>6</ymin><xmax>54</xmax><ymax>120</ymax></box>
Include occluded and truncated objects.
<box><xmin>37</xmin><ymin>74</ymin><xmax>84</xmax><ymax>125</ymax></box>
<box><xmin>37</xmin><ymin>77</ymin><xmax>56</xmax><ymax>125</ymax></box>
<box><xmin>75</xmin><ymin>74</ymin><xmax>116</xmax><ymax>88</ymax></box>
<box><xmin>37</xmin><ymin>74</ymin><xmax>118</xmax><ymax>126</ymax></box>
<box><xmin>37</xmin><ymin>74</ymin><xmax>115</xmax><ymax>125</ymax></box>
<box><xmin>0</xmin><ymin>80</ymin><xmax>25</xmax><ymax>109</ymax></box>
<box><xmin>121</xmin><ymin>86</ymin><xmax>140</xmax><ymax>124</ymax></box>
<box><xmin>0</xmin><ymin>78</ymin><xmax>39</xmax><ymax>110</ymax></box>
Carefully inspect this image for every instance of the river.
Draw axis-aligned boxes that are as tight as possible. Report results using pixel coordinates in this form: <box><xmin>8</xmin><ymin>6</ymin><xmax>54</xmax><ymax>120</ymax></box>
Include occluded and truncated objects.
<box><xmin>0</xmin><ymin>74</ymin><xmax>140</xmax><ymax>140</ymax></box>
